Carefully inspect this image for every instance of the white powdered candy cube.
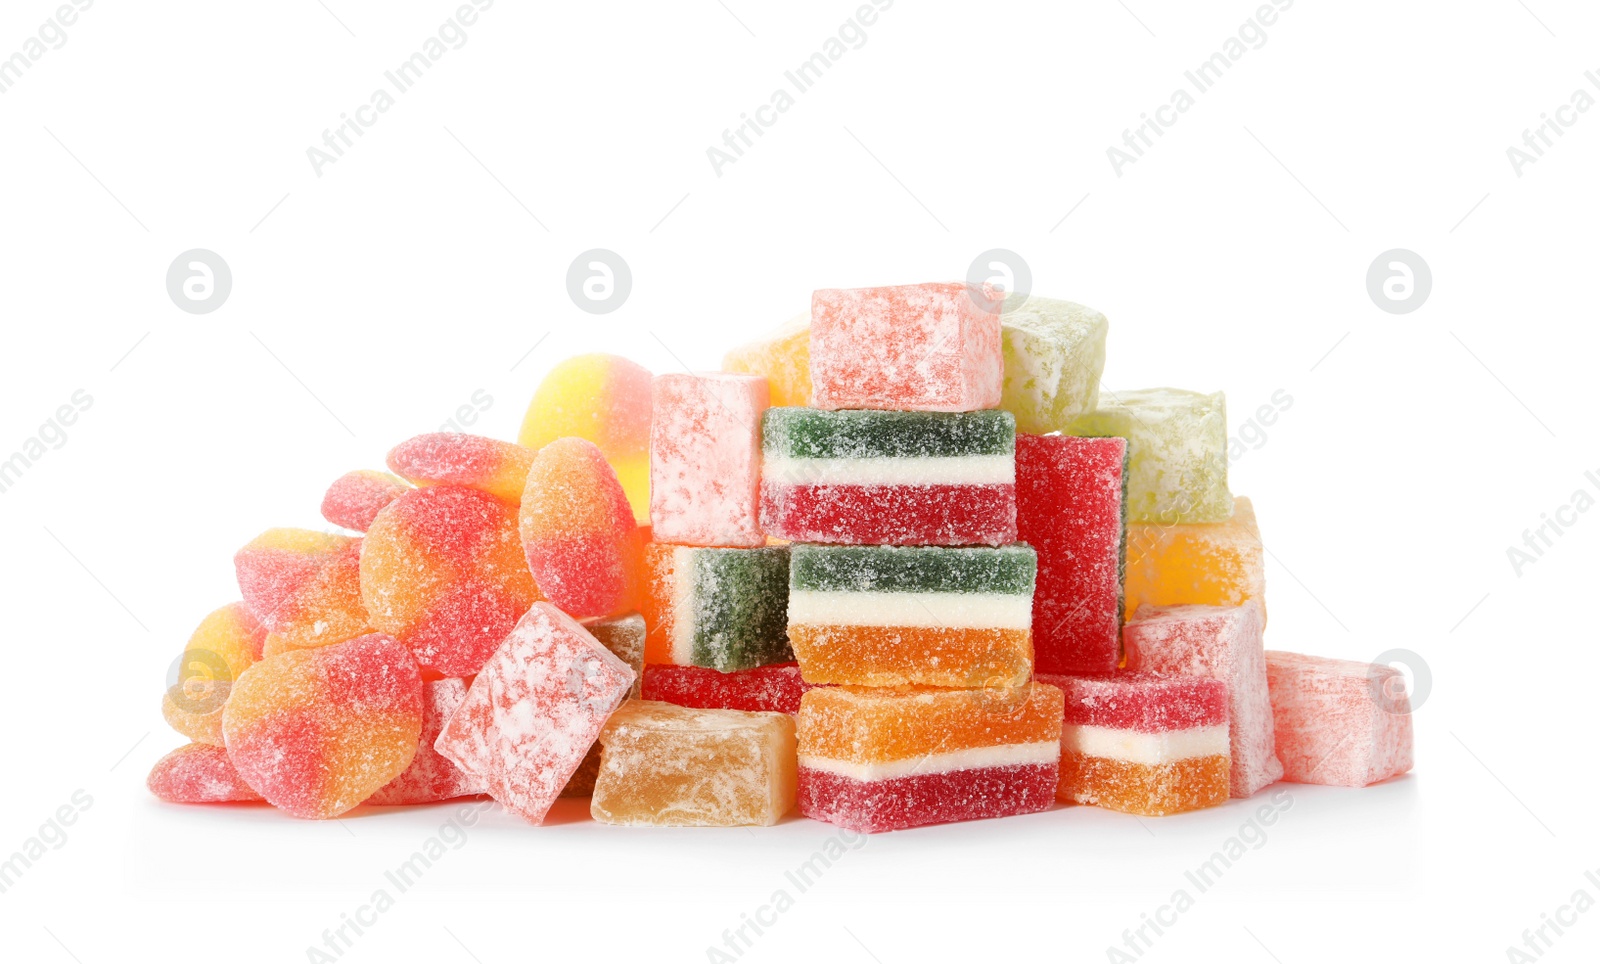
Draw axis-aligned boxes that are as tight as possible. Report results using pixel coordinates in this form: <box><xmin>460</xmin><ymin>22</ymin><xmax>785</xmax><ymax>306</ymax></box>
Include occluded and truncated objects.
<box><xmin>1265</xmin><ymin>651</ymin><xmax>1414</xmax><ymax>787</ymax></box>
<box><xmin>999</xmin><ymin>294</ymin><xmax>1109</xmax><ymax>434</ymax></box>
<box><xmin>1067</xmin><ymin>387</ymin><xmax>1232</xmax><ymax>524</ymax></box>
<box><xmin>650</xmin><ymin>372</ymin><xmax>768</xmax><ymax>547</ymax></box>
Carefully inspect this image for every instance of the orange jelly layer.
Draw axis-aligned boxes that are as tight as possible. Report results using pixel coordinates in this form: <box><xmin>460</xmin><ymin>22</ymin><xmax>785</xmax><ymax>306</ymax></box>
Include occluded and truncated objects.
<box><xmin>788</xmin><ymin>625</ymin><xmax>1032</xmax><ymax>688</ymax></box>
<box><xmin>1124</xmin><ymin>496</ymin><xmax>1264</xmax><ymax>623</ymax></box>
<box><xmin>799</xmin><ymin>683</ymin><xmax>1063</xmax><ymax>764</ymax></box>
<box><xmin>1058</xmin><ymin>752</ymin><xmax>1229</xmax><ymax>816</ymax></box>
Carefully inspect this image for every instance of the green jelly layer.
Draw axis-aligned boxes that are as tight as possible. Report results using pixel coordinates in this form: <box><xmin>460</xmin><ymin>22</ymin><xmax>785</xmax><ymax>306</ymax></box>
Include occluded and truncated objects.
<box><xmin>789</xmin><ymin>544</ymin><xmax>1036</xmax><ymax>596</ymax></box>
<box><xmin>689</xmin><ymin>546</ymin><xmax>793</xmax><ymax>671</ymax></box>
<box><xmin>763</xmin><ymin>408</ymin><xmax>1015</xmax><ymax>460</ymax></box>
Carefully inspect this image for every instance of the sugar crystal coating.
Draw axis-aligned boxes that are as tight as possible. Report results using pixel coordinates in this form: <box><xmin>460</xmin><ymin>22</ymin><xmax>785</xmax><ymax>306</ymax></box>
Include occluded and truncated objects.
<box><xmin>234</xmin><ymin>529</ymin><xmax>371</xmax><ymax>656</ymax></box>
<box><xmin>810</xmin><ymin>282</ymin><xmax>1003</xmax><ymax>412</ymax></box>
<box><xmin>641</xmin><ymin>543</ymin><xmax>792</xmax><ymax>672</ymax></box>
<box><xmin>161</xmin><ymin>602</ymin><xmax>266</xmax><ymax>746</ymax></box>
<box><xmin>797</xmin><ymin>684</ymin><xmax>1062</xmax><ymax>833</ymax></box>
<box><xmin>591</xmin><ymin>701</ymin><xmax>797</xmax><ymax>826</ymax></box>
<box><xmin>1016</xmin><ymin>433</ymin><xmax>1126</xmax><ymax>673</ymax></box>
<box><xmin>1123</xmin><ymin>601</ymin><xmax>1282</xmax><ymax>797</ymax></box>
<box><xmin>642</xmin><ymin>662</ymin><xmax>821</xmax><ymax>715</ymax></box>
<box><xmin>519</xmin><ymin>437</ymin><xmax>642</xmax><ymax>619</ymax></box>
<box><xmin>222</xmin><ymin>633</ymin><xmax>424</xmax><ymax>819</ymax></box>
<box><xmin>360</xmin><ymin>484</ymin><xmax>542</xmax><ymax>677</ymax></box>
<box><xmin>1067</xmin><ymin>387</ymin><xmax>1232</xmax><ymax>524</ymax></box>
<box><xmin>519</xmin><ymin>354</ymin><xmax>654</xmax><ymax>523</ymax></box>
<box><xmin>584</xmin><ymin>611</ymin><xmax>646</xmax><ymax>699</ymax></box>
<box><xmin>322</xmin><ymin>470</ymin><xmax>411</xmax><ymax>532</ymax></box>
<box><xmin>760</xmin><ymin>408</ymin><xmax>1017</xmax><ymax>546</ymax></box>
<box><xmin>722</xmin><ymin>312</ymin><xmax>811</xmax><ymax>408</ymax></box>
<box><xmin>1038</xmin><ymin>672</ymin><xmax>1229</xmax><ymax>816</ymax></box>
<box><xmin>650</xmin><ymin>372</ymin><xmax>768</xmax><ymax>547</ymax></box>
<box><xmin>1124</xmin><ymin>496</ymin><xmax>1264</xmax><ymax>622</ymax></box>
<box><xmin>999</xmin><ymin>294</ymin><xmax>1108</xmax><ymax>433</ymax></box>
<box><xmin>366</xmin><ymin>678</ymin><xmax>486</xmax><ymax>805</ymax></box>
<box><xmin>387</xmin><ymin>433</ymin><xmax>535</xmax><ymax>505</ymax></box>
<box><xmin>787</xmin><ymin>544</ymin><xmax>1035</xmax><ymax>688</ymax></box>
<box><xmin>434</xmin><ymin>603</ymin><xmax>635</xmax><ymax>824</ymax></box>
<box><xmin>147</xmin><ymin>743</ymin><xmax>264</xmax><ymax>804</ymax></box>
<box><xmin>1265</xmin><ymin>651</ymin><xmax>1414</xmax><ymax>787</ymax></box>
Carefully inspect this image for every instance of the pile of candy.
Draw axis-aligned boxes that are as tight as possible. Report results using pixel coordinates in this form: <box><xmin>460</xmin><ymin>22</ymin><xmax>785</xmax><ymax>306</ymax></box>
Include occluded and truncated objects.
<box><xmin>149</xmin><ymin>281</ymin><xmax>1415</xmax><ymax>830</ymax></box>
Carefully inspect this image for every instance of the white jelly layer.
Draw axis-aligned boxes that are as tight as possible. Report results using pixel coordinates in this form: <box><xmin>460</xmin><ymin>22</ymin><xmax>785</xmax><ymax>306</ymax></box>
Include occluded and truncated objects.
<box><xmin>787</xmin><ymin>591</ymin><xmax>1032</xmax><ymax>630</ymax></box>
<box><xmin>763</xmin><ymin>454</ymin><xmax>1014</xmax><ymax>487</ymax></box>
<box><xmin>799</xmin><ymin>741</ymin><xmax>1059</xmax><ymax>781</ymax></box>
<box><xmin>669</xmin><ymin>546</ymin><xmax>696</xmax><ymax>664</ymax></box>
<box><xmin>1061</xmin><ymin>723</ymin><xmax>1228</xmax><ymax>765</ymax></box>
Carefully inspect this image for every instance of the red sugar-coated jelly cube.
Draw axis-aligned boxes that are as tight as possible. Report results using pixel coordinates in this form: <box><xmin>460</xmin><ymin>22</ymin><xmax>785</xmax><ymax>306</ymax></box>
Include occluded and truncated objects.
<box><xmin>1016</xmin><ymin>433</ymin><xmax>1127</xmax><ymax>673</ymax></box>
<box><xmin>641</xmin><ymin>662</ymin><xmax>821</xmax><ymax>715</ymax></box>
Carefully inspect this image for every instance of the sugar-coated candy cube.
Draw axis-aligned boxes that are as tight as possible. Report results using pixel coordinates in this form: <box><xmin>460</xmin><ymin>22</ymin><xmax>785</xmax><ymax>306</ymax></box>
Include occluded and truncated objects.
<box><xmin>1067</xmin><ymin>388</ymin><xmax>1232</xmax><ymax>524</ymax></box>
<box><xmin>366</xmin><ymin>678</ymin><xmax>486</xmax><ymax>805</ymax></box>
<box><xmin>810</xmin><ymin>282</ymin><xmax>1003</xmax><ymax>412</ymax></box>
<box><xmin>999</xmin><ymin>294</ymin><xmax>1108</xmax><ymax>434</ymax></box>
<box><xmin>1123</xmin><ymin>601</ymin><xmax>1282</xmax><ymax>797</ymax></box>
<box><xmin>797</xmin><ymin>683</ymin><xmax>1063</xmax><ymax>833</ymax></box>
<box><xmin>387</xmin><ymin>433</ymin><xmax>535</xmax><ymax>505</ymax></box>
<box><xmin>722</xmin><ymin>312</ymin><xmax>811</xmax><ymax>408</ymax></box>
<box><xmin>787</xmin><ymin>544</ymin><xmax>1035</xmax><ymax>688</ymax></box>
<box><xmin>321</xmin><ymin>470</ymin><xmax>411</xmax><ymax>532</ymax></box>
<box><xmin>234</xmin><ymin>529</ymin><xmax>371</xmax><ymax>656</ymax></box>
<box><xmin>434</xmin><ymin>603</ymin><xmax>635</xmax><ymax>824</ymax></box>
<box><xmin>519</xmin><ymin>437</ymin><xmax>642</xmax><ymax>619</ymax></box>
<box><xmin>147</xmin><ymin>744</ymin><xmax>263</xmax><ymax>804</ymax></box>
<box><xmin>1016</xmin><ymin>434</ymin><xmax>1127</xmax><ymax>673</ymax></box>
<box><xmin>1038</xmin><ymin>672</ymin><xmax>1229</xmax><ymax>816</ymax></box>
<box><xmin>760</xmin><ymin>408</ymin><xmax>1018</xmax><ymax>546</ymax></box>
<box><xmin>519</xmin><ymin>353</ymin><xmax>654</xmax><ymax>523</ymax></box>
<box><xmin>160</xmin><ymin>603</ymin><xmax>266</xmax><ymax>746</ymax></box>
<box><xmin>1265</xmin><ymin>651</ymin><xmax>1414</xmax><ymax>787</ymax></box>
<box><xmin>222</xmin><ymin>634</ymin><xmax>423</xmax><ymax>818</ymax></box>
<box><xmin>641</xmin><ymin>543</ymin><xmax>792</xmax><ymax>672</ymax></box>
<box><xmin>642</xmin><ymin>662</ymin><xmax>820</xmax><ymax>715</ymax></box>
<box><xmin>585</xmin><ymin>611</ymin><xmax>646</xmax><ymax>699</ymax></box>
<box><xmin>590</xmin><ymin>701</ymin><xmax>797</xmax><ymax>826</ymax></box>
<box><xmin>360</xmin><ymin>485</ymin><xmax>542</xmax><ymax>677</ymax></box>
<box><xmin>650</xmin><ymin>372</ymin><xmax>768</xmax><ymax>547</ymax></box>
<box><xmin>1124</xmin><ymin>496</ymin><xmax>1264</xmax><ymax>622</ymax></box>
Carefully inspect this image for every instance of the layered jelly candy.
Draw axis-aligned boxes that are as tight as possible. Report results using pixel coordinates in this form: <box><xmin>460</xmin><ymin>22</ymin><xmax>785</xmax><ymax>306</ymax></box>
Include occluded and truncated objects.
<box><xmin>760</xmin><ymin>408</ymin><xmax>1017</xmax><ymax>546</ymax></box>
<box><xmin>797</xmin><ymin>683</ymin><xmax>1062</xmax><ymax>833</ymax></box>
<box><xmin>640</xmin><ymin>543</ymin><xmax>791</xmax><ymax>672</ymax></box>
<box><xmin>787</xmin><ymin>544</ymin><xmax>1035</xmax><ymax>688</ymax></box>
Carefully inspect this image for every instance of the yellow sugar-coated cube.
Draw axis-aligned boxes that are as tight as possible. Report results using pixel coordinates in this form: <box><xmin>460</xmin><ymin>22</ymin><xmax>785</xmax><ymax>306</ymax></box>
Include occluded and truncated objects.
<box><xmin>1124</xmin><ymin>496</ymin><xmax>1264</xmax><ymax>622</ymax></box>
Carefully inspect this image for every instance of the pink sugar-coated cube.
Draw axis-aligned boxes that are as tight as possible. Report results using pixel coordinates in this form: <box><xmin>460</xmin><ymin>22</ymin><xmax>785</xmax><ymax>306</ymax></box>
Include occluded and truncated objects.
<box><xmin>367</xmin><ymin>678</ymin><xmax>487</xmax><ymax>805</ymax></box>
<box><xmin>321</xmin><ymin>470</ymin><xmax>411</xmax><ymax>532</ymax></box>
<box><xmin>434</xmin><ymin>602</ymin><xmax>636</xmax><ymax>824</ymax></box>
<box><xmin>1265</xmin><ymin>651</ymin><xmax>1414</xmax><ymax>787</ymax></box>
<box><xmin>810</xmin><ymin>282</ymin><xmax>1003</xmax><ymax>412</ymax></box>
<box><xmin>1123</xmin><ymin>600</ymin><xmax>1283</xmax><ymax>797</ymax></box>
<box><xmin>147</xmin><ymin>744</ymin><xmax>263</xmax><ymax>804</ymax></box>
<box><xmin>649</xmin><ymin>373</ymin><xmax>768</xmax><ymax>547</ymax></box>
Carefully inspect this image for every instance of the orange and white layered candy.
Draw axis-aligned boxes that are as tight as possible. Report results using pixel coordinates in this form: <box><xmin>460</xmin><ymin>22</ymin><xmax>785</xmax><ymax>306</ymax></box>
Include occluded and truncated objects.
<box><xmin>1038</xmin><ymin>672</ymin><xmax>1230</xmax><ymax>817</ymax></box>
<box><xmin>222</xmin><ymin>634</ymin><xmax>424</xmax><ymax>819</ymax></box>
<box><xmin>233</xmin><ymin>529</ymin><xmax>371</xmax><ymax>656</ymax></box>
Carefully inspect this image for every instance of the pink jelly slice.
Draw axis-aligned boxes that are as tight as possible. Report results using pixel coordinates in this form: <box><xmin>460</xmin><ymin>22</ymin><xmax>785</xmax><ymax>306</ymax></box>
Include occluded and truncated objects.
<box><xmin>1017</xmin><ymin>434</ymin><xmax>1126</xmax><ymax>673</ymax></box>
<box><xmin>760</xmin><ymin>483</ymin><xmax>1016</xmax><ymax>546</ymax></box>
<box><xmin>798</xmin><ymin>763</ymin><xmax>1057</xmax><ymax>834</ymax></box>
<box><xmin>1038</xmin><ymin>672</ymin><xmax>1228</xmax><ymax>732</ymax></box>
<box><xmin>642</xmin><ymin>662</ymin><xmax>821</xmax><ymax>715</ymax></box>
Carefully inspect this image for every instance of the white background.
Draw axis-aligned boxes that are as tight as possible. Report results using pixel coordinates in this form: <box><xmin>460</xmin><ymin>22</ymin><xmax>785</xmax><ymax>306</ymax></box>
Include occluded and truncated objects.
<box><xmin>0</xmin><ymin>0</ymin><xmax>1594</xmax><ymax>961</ymax></box>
